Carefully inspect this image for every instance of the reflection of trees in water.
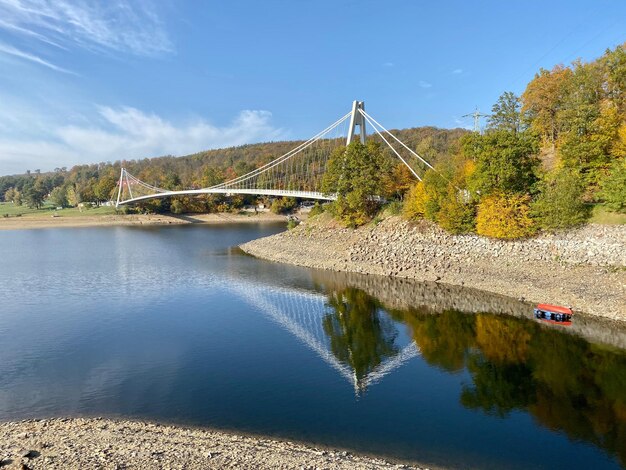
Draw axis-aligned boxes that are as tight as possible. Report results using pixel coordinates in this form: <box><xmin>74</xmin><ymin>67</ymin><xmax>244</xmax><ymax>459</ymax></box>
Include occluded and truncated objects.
<box><xmin>323</xmin><ymin>288</ymin><xmax>399</xmax><ymax>389</ymax></box>
<box><xmin>319</xmin><ymin>284</ymin><xmax>626</xmax><ymax>465</ymax></box>
<box><xmin>394</xmin><ymin>308</ymin><xmax>626</xmax><ymax>467</ymax></box>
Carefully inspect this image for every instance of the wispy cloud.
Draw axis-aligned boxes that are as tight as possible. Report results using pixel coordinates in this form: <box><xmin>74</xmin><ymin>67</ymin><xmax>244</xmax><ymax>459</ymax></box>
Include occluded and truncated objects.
<box><xmin>0</xmin><ymin>41</ymin><xmax>76</xmax><ymax>74</ymax></box>
<box><xmin>418</xmin><ymin>80</ymin><xmax>432</xmax><ymax>88</ymax></box>
<box><xmin>382</xmin><ymin>62</ymin><xmax>394</xmax><ymax>67</ymax></box>
<box><xmin>452</xmin><ymin>68</ymin><xmax>463</xmax><ymax>74</ymax></box>
<box><xmin>0</xmin><ymin>106</ymin><xmax>287</xmax><ymax>174</ymax></box>
<box><xmin>0</xmin><ymin>0</ymin><xmax>172</xmax><ymax>57</ymax></box>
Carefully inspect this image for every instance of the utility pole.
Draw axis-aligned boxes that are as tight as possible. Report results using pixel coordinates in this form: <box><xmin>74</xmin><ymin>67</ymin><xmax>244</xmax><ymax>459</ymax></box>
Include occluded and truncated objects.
<box><xmin>462</xmin><ymin>107</ymin><xmax>489</xmax><ymax>133</ymax></box>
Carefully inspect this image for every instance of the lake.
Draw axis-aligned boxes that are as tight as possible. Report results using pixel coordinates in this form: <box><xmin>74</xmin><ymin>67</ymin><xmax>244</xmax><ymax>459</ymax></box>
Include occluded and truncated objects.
<box><xmin>0</xmin><ymin>223</ymin><xmax>625</xmax><ymax>469</ymax></box>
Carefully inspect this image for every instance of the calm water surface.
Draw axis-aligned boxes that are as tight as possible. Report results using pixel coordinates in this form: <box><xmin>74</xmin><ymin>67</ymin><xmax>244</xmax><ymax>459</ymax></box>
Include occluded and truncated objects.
<box><xmin>1</xmin><ymin>223</ymin><xmax>625</xmax><ymax>469</ymax></box>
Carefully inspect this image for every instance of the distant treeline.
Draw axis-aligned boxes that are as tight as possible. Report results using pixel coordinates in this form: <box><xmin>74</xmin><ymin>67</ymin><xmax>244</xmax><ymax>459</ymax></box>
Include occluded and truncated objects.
<box><xmin>0</xmin><ymin>126</ymin><xmax>467</xmax><ymax>213</ymax></box>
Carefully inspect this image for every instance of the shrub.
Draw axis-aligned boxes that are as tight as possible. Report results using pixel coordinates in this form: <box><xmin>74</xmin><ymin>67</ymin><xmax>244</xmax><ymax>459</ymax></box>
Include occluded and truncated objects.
<box><xmin>271</xmin><ymin>197</ymin><xmax>297</xmax><ymax>214</ymax></box>
<box><xmin>384</xmin><ymin>200</ymin><xmax>403</xmax><ymax>216</ymax></box>
<box><xmin>532</xmin><ymin>169</ymin><xmax>589</xmax><ymax>230</ymax></box>
<box><xmin>437</xmin><ymin>187</ymin><xmax>476</xmax><ymax>234</ymax></box>
<box><xmin>309</xmin><ymin>202</ymin><xmax>325</xmax><ymax>217</ymax></box>
<box><xmin>476</xmin><ymin>193</ymin><xmax>535</xmax><ymax>239</ymax></box>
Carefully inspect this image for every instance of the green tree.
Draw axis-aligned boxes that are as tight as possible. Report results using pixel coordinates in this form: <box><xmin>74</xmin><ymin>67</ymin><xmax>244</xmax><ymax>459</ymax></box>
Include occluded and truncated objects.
<box><xmin>49</xmin><ymin>186</ymin><xmax>68</xmax><ymax>208</ymax></box>
<box><xmin>465</xmin><ymin>130</ymin><xmax>539</xmax><ymax>196</ymax></box>
<box><xmin>22</xmin><ymin>178</ymin><xmax>47</xmax><ymax>209</ymax></box>
<box><xmin>488</xmin><ymin>91</ymin><xmax>523</xmax><ymax>134</ymax></box>
<box><xmin>323</xmin><ymin>288</ymin><xmax>399</xmax><ymax>390</ymax></box>
<box><xmin>599</xmin><ymin>160</ymin><xmax>626</xmax><ymax>213</ymax></box>
<box><xmin>532</xmin><ymin>169</ymin><xmax>589</xmax><ymax>230</ymax></box>
<box><xmin>321</xmin><ymin>141</ymin><xmax>393</xmax><ymax>227</ymax></box>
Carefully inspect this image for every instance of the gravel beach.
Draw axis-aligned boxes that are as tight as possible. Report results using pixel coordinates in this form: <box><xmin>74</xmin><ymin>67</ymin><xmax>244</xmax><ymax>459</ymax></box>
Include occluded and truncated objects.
<box><xmin>0</xmin><ymin>418</ymin><xmax>430</xmax><ymax>470</ymax></box>
<box><xmin>241</xmin><ymin>214</ymin><xmax>626</xmax><ymax>322</ymax></box>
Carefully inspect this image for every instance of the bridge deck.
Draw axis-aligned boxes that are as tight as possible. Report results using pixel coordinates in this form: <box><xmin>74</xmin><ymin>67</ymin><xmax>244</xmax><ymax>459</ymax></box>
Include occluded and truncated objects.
<box><xmin>117</xmin><ymin>188</ymin><xmax>336</xmax><ymax>206</ymax></box>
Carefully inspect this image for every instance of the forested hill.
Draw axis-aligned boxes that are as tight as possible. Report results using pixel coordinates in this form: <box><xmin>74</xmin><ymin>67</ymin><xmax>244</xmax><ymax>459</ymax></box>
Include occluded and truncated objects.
<box><xmin>0</xmin><ymin>125</ymin><xmax>468</xmax><ymax>206</ymax></box>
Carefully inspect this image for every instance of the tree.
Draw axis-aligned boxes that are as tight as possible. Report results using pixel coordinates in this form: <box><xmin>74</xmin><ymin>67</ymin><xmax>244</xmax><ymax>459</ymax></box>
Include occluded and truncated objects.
<box><xmin>531</xmin><ymin>169</ymin><xmax>589</xmax><ymax>230</ymax></box>
<box><xmin>476</xmin><ymin>193</ymin><xmax>535</xmax><ymax>239</ymax></box>
<box><xmin>270</xmin><ymin>197</ymin><xmax>296</xmax><ymax>214</ymax></box>
<box><xmin>321</xmin><ymin>141</ymin><xmax>393</xmax><ymax>227</ymax></box>
<box><xmin>22</xmin><ymin>178</ymin><xmax>46</xmax><ymax>209</ymax></box>
<box><xmin>4</xmin><ymin>187</ymin><xmax>15</xmax><ymax>203</ymax></box>
<box><xmin>66</xmin><ymin>185</ymin><xmax>80</xmax><ymax>207</ymax></box>
<box><xmin>599</xmin><ymin>160</ymin><xmax>626</xmax><ymax>213</ymax></box>
<box><xmin>488</xmin><ymin>91</ymin><xmax>523</xmax><ymax>134</ymax></box>
<box><xmin>49</xmin><ymin>186</ymin><xmax>68</xmax><ymax>208</ymax></box>
<box><xmin>94</xmin><ymin>175</ymin><xmax>117</xmax><ymax>204</ymax></box>
<box><xmin>382</xmin><ymin>162</ymin><xmax>414</xmax><ymax>200</ymax></box>
<box><xmin>465</xmin><ymin>131</ymin><xmax>539</xmax><ymax>196</ymax></box>
<box><xmin>437</xmin><ymin>186</ymin><xmax>476</xmax><ymax>234</ymax></box>
<box><xmin>522</xmin><ymin>66</ymin><xmax>573</xmax><ymax>144</ymax></box>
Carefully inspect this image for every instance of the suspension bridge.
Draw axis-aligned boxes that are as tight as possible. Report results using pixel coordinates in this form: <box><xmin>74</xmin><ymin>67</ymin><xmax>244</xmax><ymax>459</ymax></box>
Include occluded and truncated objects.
<box><xmin>115</xmin><ymin>101</ymin><xmax>436</xmax><ymax>207</ymax></box>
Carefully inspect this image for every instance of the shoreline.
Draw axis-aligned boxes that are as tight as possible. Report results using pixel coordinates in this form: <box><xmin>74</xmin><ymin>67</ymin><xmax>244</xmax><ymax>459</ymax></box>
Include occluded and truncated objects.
<box><xmin>0</xmin><ymin>211</ymin><xmax>288</xmax><ymax>231</ymax></box>
<box><xmin>0</xmin><ymin>418</ymin><xmax>431</xmax><ymax>469</ymax></box>
<box><xmin>241</xmin><ymin>214</ymin><xmax>626</xmax><ymax>323</ymax></box>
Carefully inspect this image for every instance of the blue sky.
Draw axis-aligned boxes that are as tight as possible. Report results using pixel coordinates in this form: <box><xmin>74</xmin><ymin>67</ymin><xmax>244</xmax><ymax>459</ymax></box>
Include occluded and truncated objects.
<box><xmin>0</xmin><ymin>0</ymin><xmax>624</xmax><ymax>175</ymax></box>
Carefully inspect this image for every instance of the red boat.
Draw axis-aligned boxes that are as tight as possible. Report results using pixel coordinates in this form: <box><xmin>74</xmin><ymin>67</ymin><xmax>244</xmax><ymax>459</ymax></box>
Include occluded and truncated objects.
<box><xmin>534</xmin><ymin>304</ymin><xmax>573</xmax><ymax>325</ymax></box>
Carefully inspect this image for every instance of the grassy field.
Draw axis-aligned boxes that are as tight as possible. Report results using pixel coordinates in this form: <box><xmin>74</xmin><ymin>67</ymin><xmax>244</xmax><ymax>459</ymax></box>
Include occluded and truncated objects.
<box><xmin>1</xmin><ymin>202</ymin><xmax>118</xmax><ymax>218</ymax></box>
<box><xmin>590</xmin><ymin>205</ymin><xmax>626</xmax><ymax>225</ymax></box>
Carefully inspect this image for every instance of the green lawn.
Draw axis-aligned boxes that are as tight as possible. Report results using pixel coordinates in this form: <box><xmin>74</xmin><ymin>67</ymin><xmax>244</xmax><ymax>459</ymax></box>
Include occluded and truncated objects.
<box><xmin>0</xmin><ymin>201</ymin><xmax>118</xmax><ymax>218</ymax></box>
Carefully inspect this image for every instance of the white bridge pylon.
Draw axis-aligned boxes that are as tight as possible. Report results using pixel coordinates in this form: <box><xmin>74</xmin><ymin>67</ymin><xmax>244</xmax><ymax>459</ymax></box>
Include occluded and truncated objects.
<box><xmin>115</xmin><ymin>101</ymin><xmax>436</xmax><ymax>207</ymax></box>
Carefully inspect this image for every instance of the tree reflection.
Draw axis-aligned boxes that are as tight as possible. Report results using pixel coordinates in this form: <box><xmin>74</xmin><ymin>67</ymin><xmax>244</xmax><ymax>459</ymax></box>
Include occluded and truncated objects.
<box><xmin>323</xmin><ymin>288</ymin><xmax>399</xmax><ymax>392</ymax></box>
<box><xmin>393</xmin><ymin>308</ymin><xmax>626</xmax><ymax>467</ymax></box>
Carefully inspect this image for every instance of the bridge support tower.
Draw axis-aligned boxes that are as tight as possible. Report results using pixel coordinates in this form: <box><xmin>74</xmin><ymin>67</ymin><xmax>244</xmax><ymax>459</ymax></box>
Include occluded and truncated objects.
<box><xmin>346</xmin><ymin>100</ymin><xmax>366</xmax><ymax>145</ymax></box>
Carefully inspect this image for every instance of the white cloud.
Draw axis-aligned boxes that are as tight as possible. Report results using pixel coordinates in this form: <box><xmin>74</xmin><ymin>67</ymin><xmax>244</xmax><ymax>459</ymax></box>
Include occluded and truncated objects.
<box><xmin>0</xmin><ymin>106</ymin><xmax>287</xmax><ymax>174</ymax></box>
<box><xmin>0</xmin><ymin>0</ymin><xmax>172</xmax><ymax>57</ymax></box>
<box><xmin>452</xmin><ymin>68</ymin><xmax>463</xmax><ymax>74</ymax></box>
<box><xmin>418</xmin><ymin>80</ymin><xmax>432</xmax><ymax>88</ymax></box>
<box><xmin>0</xmin><ymin>41</ymin><xmax>76</xmax><ymax>73</ymax></box>
<box><xmin>382</xmin><ymin>62</ymin><xmax>394</xmax><ymax>67</ymax></box>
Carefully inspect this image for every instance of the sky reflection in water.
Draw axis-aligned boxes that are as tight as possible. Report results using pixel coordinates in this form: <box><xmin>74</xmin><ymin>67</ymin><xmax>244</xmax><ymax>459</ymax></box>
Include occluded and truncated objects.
<box><xmin>0</xmin><ymin>223</ymin><xmax>625</xmax><ymax>469</ymax></box>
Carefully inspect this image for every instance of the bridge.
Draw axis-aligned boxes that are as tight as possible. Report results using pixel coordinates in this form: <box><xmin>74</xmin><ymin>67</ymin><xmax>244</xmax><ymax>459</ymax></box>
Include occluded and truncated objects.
<box><xmin>115</xmin><ymin>101</ymin><xmax>436</xmax><ymax>207</ymax></box>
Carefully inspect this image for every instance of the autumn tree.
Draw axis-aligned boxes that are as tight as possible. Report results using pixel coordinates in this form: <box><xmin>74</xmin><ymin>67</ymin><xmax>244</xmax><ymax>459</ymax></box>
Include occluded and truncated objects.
<box><xmin>476</xmin><ymin>193</ymin><xmax>535</xmax><ymax>239</ymax></box>
<box><xmin>521</xmin><ymin>66</ymin><xmax>573</xmax><ymax>145</ymax></box>
<box><xmin>487</xmin><ymin>91</ymin><xmax>523</xmax><ymax>134</ymax></box>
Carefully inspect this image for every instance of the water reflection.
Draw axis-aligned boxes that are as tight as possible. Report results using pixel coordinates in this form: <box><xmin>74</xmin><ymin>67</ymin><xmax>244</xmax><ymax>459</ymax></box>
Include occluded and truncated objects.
<box><xmin>323</xmin><ymin>288</ymin><xmax>399</xmax><ymax>393</ymax></box>
<box><xmin>1</xmin><ymin>225</ymin><xmax>625</xmax><ymax>469</ymax></box>
<box><xmin>232</xmin><ymin>271</ymin><xmax>626</xmax><ymax>467</ymax></box>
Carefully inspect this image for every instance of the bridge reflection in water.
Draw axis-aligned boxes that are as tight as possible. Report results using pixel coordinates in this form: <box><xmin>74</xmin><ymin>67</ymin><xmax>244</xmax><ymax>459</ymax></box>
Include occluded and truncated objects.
<box><xmin>225</xmin><ymin>271</ymin><xmax>626</xmax><ymax>468</ymax></box>
<box><xmin>230</xmin><ymin>282</ymin><xmax>418</xmax><ymax>396</ymax></box>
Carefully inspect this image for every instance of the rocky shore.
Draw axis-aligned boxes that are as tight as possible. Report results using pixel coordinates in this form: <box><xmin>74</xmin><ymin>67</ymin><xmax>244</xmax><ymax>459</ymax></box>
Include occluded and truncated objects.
<box><xmin>0</xmin><ymin>418</ymin><xmax>428</xmax><ymax>469</ymax></box>
<box><xmin>241</xmin><ymin>214</ymin><xmax>626</xmax><ymax>321</ymax></box>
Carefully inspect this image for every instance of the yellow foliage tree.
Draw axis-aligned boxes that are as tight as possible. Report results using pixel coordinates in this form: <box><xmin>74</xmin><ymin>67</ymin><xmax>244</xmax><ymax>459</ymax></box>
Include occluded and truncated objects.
<box><xmin>402</xmin><ymin>181</ymin><xmax>429</xmax><ymax>219</ymax></box>
<box><xmin>612</xmin><ymin>123</ymin><xmax>626</xmax><ymax>159</ymax></box>
<box><xmin>476</xmin><ymin>193</ymin><xmax>535</xmax><ymax>239</ymax></box>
